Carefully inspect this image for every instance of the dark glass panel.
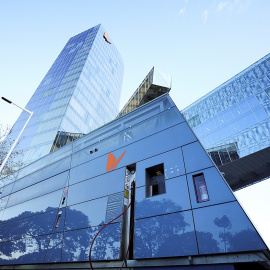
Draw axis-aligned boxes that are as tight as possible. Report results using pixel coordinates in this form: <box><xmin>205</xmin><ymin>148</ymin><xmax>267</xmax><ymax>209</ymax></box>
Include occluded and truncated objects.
<box><xmin>68</xmin><ymin>170</ymin><xmax>125</xmax><ymax>205</ymax></box>
<box><xmin>62</xmin><ymin>223</ymin><xmax>121</xmax><ymax>262</ymax></box>
<box><xmin>135</xmin><ymin>176</ymin><xmax>191</xmax><ymax>219</ymax></box>
<box><xmin>193</xmin><ymin>202</ymin><xmax>267</xmax><ymax>254</ymax></box>
<box><xmin>1</xmin><ymin>189</ymin><xmax>63</xmax><ymax>222</ymax></box>
<box><xmin>182</xmin><ymin>142</ymin><xmax>213</xmax><ymax>174</ymax></box>
<box><xmin>134</xmin><ymin>211</ymin><xmax>198</xmax><ymax>258</ymax></box>
<box><xmin>0</xmin><ymin>210</ymin><xmax>58</xmax><ymax>242</ymax></box>
<box><xmin>136</xmin><ymin>148</ymin><xmax>185</xmax><ymax>187</ymax></box>
<box><xmin>71</xmin><ymin>107</ymin><xmax>184</xmax><ymax>168</ymax></box>
<box><xmin>44</xmin><ymin>232</ymin><xmax>63</xmax><ymax>263</ymax></box>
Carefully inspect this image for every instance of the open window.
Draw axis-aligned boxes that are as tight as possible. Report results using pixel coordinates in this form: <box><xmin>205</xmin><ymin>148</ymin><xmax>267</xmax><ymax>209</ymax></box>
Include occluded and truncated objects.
<box><xmin>193</xmin><ymin>173</ymin><xmax>210</xmax><ymax>203</ymax></box>
<box><xmin>145</xmin><ymin>163</ymin><xmax>166</xmax><ymax>197</ymax></box>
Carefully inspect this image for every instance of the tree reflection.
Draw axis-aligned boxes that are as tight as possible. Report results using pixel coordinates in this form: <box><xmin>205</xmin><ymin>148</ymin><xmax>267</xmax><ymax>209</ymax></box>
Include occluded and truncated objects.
<box><xmin>214</xmin><ymin>215</ymin><xmax>232</xmax><ymax>252</ymax></box>
<box><xmin>228</xmin><ymin>228</ymin><xmax>265</xmax><ymax>252</ymax></box>
<box><xmin>135</xmin><ymin>199</ymin><xmax>201</xmax><ymax>258</ymax></box>
<box><xmin>0</xmin><ymin>199</ymin><xmax>265</xmax><ymax>265</ymax></box>
<box><xmin>0</xmin><ymin>207</ymin><xmax>121</xmax><ymax>264</ymax></box>
<box><xmin>211</xmin><ymin>214</ymin><xmax>266</xmax><ymax>253</ymax></box>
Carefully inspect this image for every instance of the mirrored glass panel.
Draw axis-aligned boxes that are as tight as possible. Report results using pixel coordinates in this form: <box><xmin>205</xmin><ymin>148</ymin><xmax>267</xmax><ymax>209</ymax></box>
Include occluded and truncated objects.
<box><xmin>136</xmin><ymin>148</ymin><xmax>185</xmax><ymax>187</ymax></box>
<box><xmin>135</xmin><ymin>176</ymin><xmax>191</xmax><ymax>219</ymax></box>
<box><xmin>6</xmin><ymin>173</ymin><xmax>67</xmax><ymax>208</ymax></box>
<box><xmin>0</xmin><ymin>234</ymin><xmax>50</xmax><ymax>265</ymax></box>
<box><xmin>182</xmin><ymin>142</ymin><xmax>213</xmax><ymax>174</ymax></box>
<box><xmin>71</xmin><ymin>107</ymin><xmax>184</xmax><ymax>168</ymax></box>
<box><xmin>1</xmin><ymin>189</ymin><xmax>63</xmax><ymax>222</ymax></box>
<box><xmin>134</xmin><ymin>211</ymin><xmax>198</xmax><ymax>258</ymax></box>
<box><xmin>62</xmin><ymin>223</ymin><xmax>121</xmax><ymax>262</ymax></box>
<box><xmin>0</xmin><ymin>183</ymin><xmax>14</xmax><ymax>199</ymax></box>
<box><xmin>70</xmin><ymin>123</ymin><xmax>196</xmax><ymax>185</ymax></box>
<box><xmin>193</xmin><ymin>201</ymin><xmax>267</xmax><ymax>254</ymax></box>
<box><xmin>44</xmin><ymin>232</ymin><xmax>63</xmax><ymax>263</ymax></box>
<box><xmin>0</xmin><ymin>210</ymin><xmax>57</xmax><ymax>242</ymax></box>
<box><xmin>68</xmin><ymin>169</ymin><xmax>125</xmax><ymax>206</ymax></box>
<box><xmin>12</xmin><ymin>171</ymin><xmax>68</xmax><ymax>194</ymax></box>
<box><xmin>65</xmin><ymin>195</ymin><xmax>123</xmax><ymax>230</ymax></box>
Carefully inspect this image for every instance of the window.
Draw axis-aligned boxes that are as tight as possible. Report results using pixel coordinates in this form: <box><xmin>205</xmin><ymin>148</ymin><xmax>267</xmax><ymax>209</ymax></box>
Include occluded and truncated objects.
<box><xmin>145</xmin><ymin>163</ymin><xmax>165</xmax><ymax>197</ymax></box>
<box><xmin>193</xmin><ymin>173</ymin><xmax>210</xmax><ymax>203</ymax></box>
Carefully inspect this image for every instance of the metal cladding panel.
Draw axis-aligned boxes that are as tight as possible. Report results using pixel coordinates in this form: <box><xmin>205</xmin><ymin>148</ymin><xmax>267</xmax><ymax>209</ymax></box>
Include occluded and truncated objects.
<box><xmin>6</xmin><ymin>173</ymin><xmax>67</xmax><ymax>208</ymax></box>
<box><xmin>69</xmin><ymin>154</ymin><xmax>113</xmax><ymax>185</ymax></box>
<box><xmin>193</xmin><ymin>201</ymin><xmax>267</xmax><ymax>254</ymax></box>
<box><xmin>72</xmin><ymin>93</ymin><xmax>177</xmax><ymax>154</ymax></box>
<box><xmin>0</xmin><ymin>183</ymin><xmax>14</xmax><ymax>199</ymax></box>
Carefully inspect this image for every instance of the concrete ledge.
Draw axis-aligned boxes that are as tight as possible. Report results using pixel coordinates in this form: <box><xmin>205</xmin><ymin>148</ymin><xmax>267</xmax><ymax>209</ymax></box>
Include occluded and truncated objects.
<box><xmin>0</xmin><ymin>251</ymin><xmax>269</xmax><ymax>270</ymax></box>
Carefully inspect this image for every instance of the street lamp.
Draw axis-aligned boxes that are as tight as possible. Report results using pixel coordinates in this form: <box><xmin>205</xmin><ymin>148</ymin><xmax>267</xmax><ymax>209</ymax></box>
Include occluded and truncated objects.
<box><xmin>0</xmin><ymin>97</ymin><xmax>33</xmax><ymax>175</ymax></box>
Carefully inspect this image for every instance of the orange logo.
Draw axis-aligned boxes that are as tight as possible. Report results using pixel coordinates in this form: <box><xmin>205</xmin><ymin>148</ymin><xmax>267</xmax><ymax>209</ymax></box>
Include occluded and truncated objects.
<box><xmin>103</xmin><ymin>32</ymin><xmax>112</xmax><ymax>44</ymax></box>
<box><xmin>106</xmin><ymin>151</ymin><xmax>126</xmax><ymax>171</ymax></box>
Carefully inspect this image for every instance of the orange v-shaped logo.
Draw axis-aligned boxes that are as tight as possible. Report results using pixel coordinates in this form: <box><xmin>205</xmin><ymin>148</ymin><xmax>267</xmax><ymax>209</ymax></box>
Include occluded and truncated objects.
<box><xmin>106</xmin><ymin>151</ymin><xmax>126</xmax><ymax>171</ymax></box>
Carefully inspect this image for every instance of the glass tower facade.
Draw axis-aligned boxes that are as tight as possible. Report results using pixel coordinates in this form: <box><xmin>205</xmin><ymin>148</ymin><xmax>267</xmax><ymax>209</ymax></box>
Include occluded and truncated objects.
<box><xmin>3</xmin><ymin>24</ymin><xmax>124</xmax><ymax>168</ymax></box>
<box><xmin>182</xmin><ymin>54</ymin><xmax>270</xmax><ymax>167</ymax></box>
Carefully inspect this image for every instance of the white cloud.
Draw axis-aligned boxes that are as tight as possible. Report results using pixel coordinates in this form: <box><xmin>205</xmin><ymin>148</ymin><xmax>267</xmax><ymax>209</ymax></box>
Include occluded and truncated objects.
<box><xmin>203</xmin><ymin>9</ymin><xmax>209</xmax><ymax>24</ymax></box>
<box><xmin>217</xmin><ymin>0</ymin><xmax>251</xmax><ymax>14</ymax></box>
<box><xmin>179</xmin><ymin>8</ymin><xmax>186</xmax><ymax>15</ymax></box>
<box><xmin>218</xmin><ymin>0</ymin><xmax>229</xmax><ymax>11</ymax></box>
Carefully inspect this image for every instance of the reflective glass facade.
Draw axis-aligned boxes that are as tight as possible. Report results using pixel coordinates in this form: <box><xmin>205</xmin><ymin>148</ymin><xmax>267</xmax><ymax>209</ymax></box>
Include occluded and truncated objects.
<box><xmin>117</xmin><ymin>67</ymin><xmax>171</xmax><ymax>117</ymax></box>
<box><xmin>182</xmin><ymin>54</ymin><xmax>270</xmax><ymax>167</ymax></box>
<box><xmin>0</xmin><ymin>94</ymin><xmax>266</xmax><ymax>267</ymax></box>
<box><xmin>2</xmin><ymin>24</ymin><xmax>123</xmax><ymax>168</ymax></box>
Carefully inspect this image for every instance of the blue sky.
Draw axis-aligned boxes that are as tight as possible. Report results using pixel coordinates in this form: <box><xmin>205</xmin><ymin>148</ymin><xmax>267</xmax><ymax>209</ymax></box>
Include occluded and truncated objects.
<box><xmin>0</xmin><ymin>0</ymin><xmax>270</xmax><ymax>248</ymax></box>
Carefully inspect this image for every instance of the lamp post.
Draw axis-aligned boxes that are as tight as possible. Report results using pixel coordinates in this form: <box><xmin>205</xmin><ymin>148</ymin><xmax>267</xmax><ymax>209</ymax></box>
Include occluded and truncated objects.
<box><xmin>0</xmin><ymin>97</ymin><xmax>33</xmax><ymax>175</ymax></box>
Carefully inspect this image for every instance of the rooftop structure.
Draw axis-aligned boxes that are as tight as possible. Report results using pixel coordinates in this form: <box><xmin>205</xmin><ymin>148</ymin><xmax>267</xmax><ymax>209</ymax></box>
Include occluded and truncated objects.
<box><xmin>117</xmin><ymin>67</ymin><xmax>171</xmax><ymax>117</ymax></box>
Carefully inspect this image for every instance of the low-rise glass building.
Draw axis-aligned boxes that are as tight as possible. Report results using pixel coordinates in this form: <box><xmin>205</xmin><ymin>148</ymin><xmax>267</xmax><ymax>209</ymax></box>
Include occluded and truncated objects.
<box><xmin>0</xmin><ymin>94</ymin><xmax>268</xmax><ymax>270</ymax></box>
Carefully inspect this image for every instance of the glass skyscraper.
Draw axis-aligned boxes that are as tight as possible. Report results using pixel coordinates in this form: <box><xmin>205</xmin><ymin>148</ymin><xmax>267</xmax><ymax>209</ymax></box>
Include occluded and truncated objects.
<box><xmin>3</xmin><ymin>24</ymin><xmax>124</xmax><ymax>168</ymax></box>
<box><xmin>182</xmin><ymin>54</ymin><xmax>270</xmax><ymax>188</ymax></box>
